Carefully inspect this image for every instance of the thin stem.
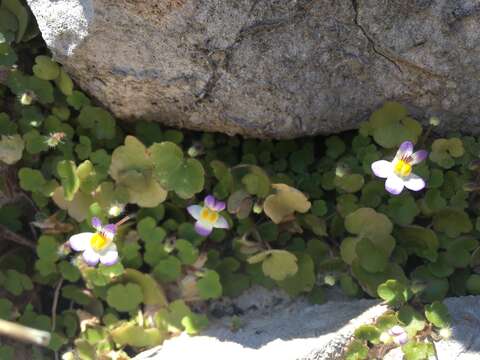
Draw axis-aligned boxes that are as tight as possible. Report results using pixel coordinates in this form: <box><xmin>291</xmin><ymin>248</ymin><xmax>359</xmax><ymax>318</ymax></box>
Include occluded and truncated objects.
<box><xmin>51</xmin><ymin>278</ymin><xmax>64</xmax><ymax>332</ymax></box>
<box><xmin>429</xmin><ymin>335</ymin><xmax>440</xmax><ymax>360</ymax></box>
<box><xmin>115</xmin><ymin>215</ymin><xmax>131</xmax><ymax>227</ymax></box>
<box><xmin>0</xmin><ymin>224</ymin><xmax>36</xmax><ymax>250</ymax></box>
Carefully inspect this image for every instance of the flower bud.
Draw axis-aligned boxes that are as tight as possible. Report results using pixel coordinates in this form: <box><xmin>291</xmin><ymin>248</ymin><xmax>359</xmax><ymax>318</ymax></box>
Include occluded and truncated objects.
<box><xmin>187</xmin><ymin>143</ymin><xmax>204</xmax><ymax>158</ymax></box>
<box><xmin>252</xmin><ymin>201</ymin><xmax>263</xmax><ymax>214</ymax></box>
<box><xmin>388</xmin><ymin>325</ymin><xmax>408</xmax><ymax>345</ymax></box>
<box><xmin>439</xmin><ymin>327</ymin><xmax>452</xmax><ymax>339</ymax></box>
<box><xmin>108</xmin><ymin>203</ymin><xmax>125</xmax><ymax>217</ymax></box>
<box><xmin>429</xmin><ymin>116</ymin><xmax>440</xmax><ymax>126</ymax></box>
<box><xmin>20</xmin><ymin>92</ymin><xmax>33</xmax><ymax>105</ymax></box>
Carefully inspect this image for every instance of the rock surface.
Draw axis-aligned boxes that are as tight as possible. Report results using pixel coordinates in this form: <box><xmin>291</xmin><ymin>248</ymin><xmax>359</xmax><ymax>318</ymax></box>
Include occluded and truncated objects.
<box><xmin>133</xmin><ymin>293</ymin><xmax>480</xmax><ymax>360</ymax></box>
<box><xmin>26</xmin><ymin>0</ymin><xmax>480</xmax><ymax>138</ymax></box>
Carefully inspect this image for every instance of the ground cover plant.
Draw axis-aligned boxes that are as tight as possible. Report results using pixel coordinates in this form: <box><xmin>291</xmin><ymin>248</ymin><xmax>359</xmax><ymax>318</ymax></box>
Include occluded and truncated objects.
<box><xmin>0</xmin><ymin>1</ymin><xmax>476</xmax><ymax>359</ymax></box>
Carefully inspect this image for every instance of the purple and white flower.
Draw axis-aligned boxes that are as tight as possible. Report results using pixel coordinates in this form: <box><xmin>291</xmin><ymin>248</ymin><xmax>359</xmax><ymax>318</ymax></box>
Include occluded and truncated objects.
<box><xmin>388</xmin><ymin>325</ymin><xmax>408</xmax><ymax>345</ymax></box>
<box><xmin>187</xmin><ymin>195</ymin><xmax>229</xmax><ymax>237</ymax></box>
<box><xmin>68</xmin><ymin>217</ymin><xmax>119</xmax><ymax>266</ymax></box>
<box><xmin>371</xmin><ymin>141</ymin><xmax>428</xmax><ymax>195</ymax></box>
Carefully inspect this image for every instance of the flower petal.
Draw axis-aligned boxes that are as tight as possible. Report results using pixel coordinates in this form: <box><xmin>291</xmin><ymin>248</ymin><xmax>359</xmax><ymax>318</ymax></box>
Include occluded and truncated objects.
<box><xmin>204</xmin><ymin>195</ymin><xmax>217</xmax><ymax>210</ymax></box>
<box><xmin>385</xmin><ymin>174</ymin><xmax>405</xmax><ymax>195</ymax></box>
<box><xmin>82</xmin><ymin>247</ymin><xmax>100</xmax><ymax>266</ymax></box>
<box><xmin>99</xmin><ymin>244</ymin><xmax>118</xmax><ymax>266</ymax></box>
<box><xmin>410</xmin><ymin>150</ymin><xmax>428</xmax><ymax>165</ymax></box>
<box><xmin>91</xmin><ymin>217</ymin><xmax>102</xmax><ymax>230</ymax></box>
<box><xmin>396</xmin><ymin>141</ymin><xmax>413</xmax><ymax>158</ymax></box>
<box><xmin>389</xmin><ymin>326</ymin><xmax>405</xmax><ymax>336</ymax></box>
<box><xmin>214</xmin><ymin>215</ymin><xmax>229</xmax><ymax>229</ymax></box>
<box><xmin>371</xmin><ymin>160</ymin><xmax>393</xmax><ymax>179</ymax></box>
<box><xmin>69</xmin><ymin>232</ymin><xmax>93</xmax><ymax>251</ymax></box>
<box><xmin>393</xmin><ymin>332</ymin><xmax>408</xmax><ymax>345</ymax></box>
<box><xmin>212</xmin><ymin>201</ymin><xmax>226</xmax><ymax>212</ymax></box>
<box><xmin>102</xmin><ymin>224</ymin><xmax>116</xmax><ymax>240</ymax></box>
<box><xmin>187</xmin><ymin>205</ymin><xmax>203</xmax><ymax>220</ymax></box>
<box><xmin>195</xmin><ymin>221</ymin><xmax>213</xmax><ymax>237</ymax></box>
<box><xmin>404</xmin><ymin>173</ymin><xmax>426</xmax><ymax>191</ymax></box>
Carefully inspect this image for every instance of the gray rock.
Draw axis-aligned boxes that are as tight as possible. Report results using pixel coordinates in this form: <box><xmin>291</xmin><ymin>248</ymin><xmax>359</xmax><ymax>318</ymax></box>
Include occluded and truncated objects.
<box><xmin>134</xmin><ymin>292</ymin><xmax>386</xmax><ymax>360</ymax></box>
<box><xmin>436</xmin><ymin>296</ymin><xmax>480</xmax><ymax>360</ymax></box>
<box><xmin>26</xmin><ymin>0</ymin><xmax>480</xmax><ymax>138</ymax></box>
<box><xmin>133</xmin><ymin>294</ymin><xmax>480</xmax><ymax>360</ymax></box>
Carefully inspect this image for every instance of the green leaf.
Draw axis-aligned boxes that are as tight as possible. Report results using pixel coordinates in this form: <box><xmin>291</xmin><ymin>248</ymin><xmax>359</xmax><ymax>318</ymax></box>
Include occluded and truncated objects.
<box><xmin>0</xmin><ymin>134</ymin><xmax>24</xmax><ymax>164</ymax></box>
<box><xmin>0</xmin><ymin>41</ymin><xmax>16</xmax><ymax>65</ymax></box>
<box><xmin>181</xmin><ymin>313</ymin><xmax>209</xmax><ymax>335</ymax></box>
<box><xmin>153</xmin><ymin>256</ymin><xmax>182</xmax><ymax>282</ymax></box>
<box><xmin>150</xmin><ymin>141</ymin><xmax>205</xmax><ymax>199</ymax></box>
<box><xmin>397</xmin><ymin>305</ymin><xmax>425</xmax><ymax>335</ymax></box>
<box><xmin>176</xmin><ymin>239</ymin><xmax>198</xmax><ymax>265</ymax></box>
<box><xmin>2</xmin><ymin>0</ymin><xmax>28</xmax><ymax>42</ymax></box>
<box><xmin>263</xmin><ymin>183</ymin><xmax>311</xmax><ymax>224</ymax></box>
<box><xmin>57</xmin><ymin>160</ymin><xmax>80</xmax><ymax>201</ymax></box>
<box><xmin>402</xmin><ymin>341</ymin><xmax>434</xmax><ymax>360</ymax></box>
<box><xmin>106</xmin><ymin>283</ymin><xmax>143</xmax><ymax>312</ymax></box>
<box><xmin>430</xmin><ymin>138</ymin><xmax>464</xmax><ymax>169</ymax></box>
<box><xmin>32</xmin><ymin>55</ymin><xmax>60</xmax><ymax>80</ymax></box>
<box><xmin>4</xmin><ymin>269</ymin><xmax>32</xmax><ymax>296</ymax></box>
<box><xmin>197</xmin><ymin>270</ymin><xmax>222</xmax><ymax>300</ymax></box>
<box><xmin>277</xmin><ymin>254</ymin><xmax>315</xmax><ymax>296</ymax></box>
<box><xmin>345</xmin><ymin>339</ymin><xmax>368</xmax><ymax>360</ymax></box>
<box><xmin>55</xmin><ymin>68</ymin><xmax>74</xmax><ymax>96</ymax></box>
<box><xmin>396</xmin><ymin>226</ymin><xmax>439</xmax><ymax>262</ymax></box>
<box><xmin>123</xmin><ymin>268</ymin><xmax>167</xmax><ymax>307</ymax></box>
<box><xmin>424</xmin><ymin>301</ymin><xmax>451</xmax><ymax>328</ymax></box>
<box><xmin>111</xmin><ymin>323</ymin><xmax>165</xmax><ymax>348</ymax></box>
<box><xmin>433</xmin><ymin>208</ymin><xmax>472</xmax><ymax>238</ymax></box>
<box><xmin>0</xmin><ymin>299</ymin><xmax>13</xmax><ymax>320</ymax></box>
<box><xmin>377</xmin><ymin>279</ymin><xmax>409</xmax><ymax>306</ymax></box>
<box><xmin>18</xmin><ymin>167</ymin><xmax>46</xmax><ymax>192</ymax></box>
<box><xmin>7</xmin><ymin>72</ymin><xmax>54</xmax><ymax>104</ymax></box>
<box><xmin>23</xmin><ymin>129</ymin><xmax>48</xmax><ymax>154</ymax></box>
<box><xmin>78</xmin><ymin>106</ymin><xmax>116</xmax><ymax>140</ymax></box>
<box><xmin>410</xmin><ymin>266</ymin><xmax>449</xmax><ymax>302</ymax></box>
<box><xmin>466</xmin><ymin>274</ymin><xmax>480</xmax><ymax>295</ymax></box>
<box><xmin>248</xmin><ymin>250</ymin><xmax>298</xmax><ymax>281</ymax></box>
<box><xmin>356</xmin><ymin>238</ymin><xmax>388</xmax><ymax>273</ymax></box>
<box><xmin>385</xmin><ymin>194</ymin><xmax>419</xmax><ymax>226</ymax></box>
<box><xmin>110</xmin><ymin>136</ymin><xmax>167</xmax><ymax>207</ymax></box>
<box><xmin>345</xmin><ymin>207</ymin><xmax>393</xmax><ymax>239</ymax></box>
<box><xmin>361</xmin><ymin>102</ymin><xmax>421</xmax><ymax>148</ymax></box>
<box><xmin>354</xmin><ymin>324</ymin><xmax>381</xmax><ymax>343</ymax></box>
<box><xmin>67</xmin><ymin>90</ymin><xmax>91</xmax><ymax>110</ymax></box>
<box><xmin>339</xmin><ymin>274</ymin><xmax>360</xmax><ymax>297</ymax></box>
<box><xmin>335</xmin><ymin>173</ymin><xmax>364</xmax><ymax>193</ymax></box>
<box><xmin>75</xmin><ymin>135</ymin><xmax>91</xmax><ymax>160</ymax></box>
<box><xmin>59</xmin><ymin>261</ymin><xmax>81</xmax><ymax>282</ymax></box>
<box><xmin>155</xmin><ymin>299</ymin><xmax>191</xmax><ymax>333</ymax></box>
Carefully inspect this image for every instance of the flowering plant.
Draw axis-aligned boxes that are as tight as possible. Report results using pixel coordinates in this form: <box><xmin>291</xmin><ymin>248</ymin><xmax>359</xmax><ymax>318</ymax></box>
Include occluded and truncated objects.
<box><xmin>187</xmin><ymin>195</ymin><xmax>229</xmax><ymax>236</ymax></box>
<box><xmin>371</xmin><ymin>141</ymin><xmax>428</xmax><ymax>195</ymax></box>
<box><xmin>68</xmin><ymin>217</ymin><xmax>120</xmax><ymax>266</ymax></box>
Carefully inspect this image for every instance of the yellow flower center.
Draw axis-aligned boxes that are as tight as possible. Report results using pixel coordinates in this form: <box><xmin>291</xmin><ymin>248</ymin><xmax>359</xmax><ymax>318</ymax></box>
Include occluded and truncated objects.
<box><xmin>200</xmin><ymin>207</ymin><xmax>219</xmax><ymax>224</ymax></box>
<box><xmin>393</xmin><ymin>159</ymin><xmax>412</xmax><ymax>177</ymax></box>
<box><xmin>90</xmin><ymin>233</ymin><xmax>109</xmax><ymax>251</ymax></box>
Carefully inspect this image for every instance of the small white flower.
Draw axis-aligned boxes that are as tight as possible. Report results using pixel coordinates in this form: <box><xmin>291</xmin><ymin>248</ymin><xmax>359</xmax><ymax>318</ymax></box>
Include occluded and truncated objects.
<box><xmin>68</xmin><ymin>217</ymin><xmax>118</xmax><ymax>266</ymax></box>
<box><xmin>388</xmin><ymin>325</ymin><xmax>408</xmax><ymax>345</ymax></box>
<box><xmin>187</xmin><ymin>195</ymin><xmax>229</xmax><ymax>237</ymax></box>
<box><xmin>371</xmin><ymin>141</ymin><xmax>428</xmax><ymax>195</ymax></box>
